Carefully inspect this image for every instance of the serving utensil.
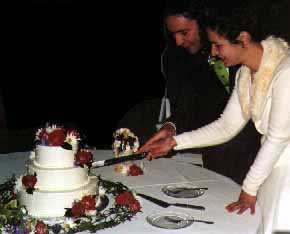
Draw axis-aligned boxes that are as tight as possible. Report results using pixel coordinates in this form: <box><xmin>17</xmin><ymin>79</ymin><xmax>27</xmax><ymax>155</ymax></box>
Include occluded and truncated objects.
<box><xmin>137</xmin><ymin>193</ymin><xmax>205</xmax><ymax>210</ymax></box>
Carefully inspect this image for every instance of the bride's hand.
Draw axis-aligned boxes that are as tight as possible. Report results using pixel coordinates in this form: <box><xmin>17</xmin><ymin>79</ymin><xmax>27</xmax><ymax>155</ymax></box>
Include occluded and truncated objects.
<box><xmin>226</xmin><ymin>190</ymin><xmax>256</xmax><ymax>215</ymax></box>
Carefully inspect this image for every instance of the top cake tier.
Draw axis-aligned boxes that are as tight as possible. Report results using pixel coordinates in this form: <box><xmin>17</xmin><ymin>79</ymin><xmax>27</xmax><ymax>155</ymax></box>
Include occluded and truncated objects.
<box><xmin>35</xmin><ymin>145</ymin><xmax>76</xmax><ymax>168</ymax></box>
<box><xmin>33</xmin><ymin>124</ymin><xmax>82</xmax><ymax>168</ymax></box>
<box><xmin>35</xmin><ymin>124</ymin><xmax>80</xmax><ymax>151</ymax></box>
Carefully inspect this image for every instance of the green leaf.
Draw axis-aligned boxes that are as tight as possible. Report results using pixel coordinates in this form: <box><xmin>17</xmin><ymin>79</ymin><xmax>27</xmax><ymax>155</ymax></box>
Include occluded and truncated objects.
<box><xmin>4</xmin><ymin>199</ymin><xmax>18</xmax><ymax>209</ymax></box>
<box><xmin>0</xmin><ymin>214</ymin><xmax>7</xmax><ymax>224</ymax></box>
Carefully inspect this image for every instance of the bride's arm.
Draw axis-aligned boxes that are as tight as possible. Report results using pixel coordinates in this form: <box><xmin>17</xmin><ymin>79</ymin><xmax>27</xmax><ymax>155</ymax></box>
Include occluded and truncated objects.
<box><xmin>173</xmin><ymin>85</ymin><xmax>249</xmax><ymax>150</ymax></box>
<box><xmin>242</xmin><ymin>66</ymin><xmax>290</xmax><ymax>196</ymax></box>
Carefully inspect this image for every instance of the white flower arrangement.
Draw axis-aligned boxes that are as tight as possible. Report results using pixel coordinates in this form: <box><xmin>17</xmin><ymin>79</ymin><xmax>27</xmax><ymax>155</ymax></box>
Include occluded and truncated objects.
<box><xmin>98</xmin><ymin>186</ymin><xmax>106</xmax><ymax>197</ymax></box>
<box><xmin>14</xmin><ymin>176</ymin><xmax>23</xmax><ymax>193</ymax></box>
<box><xmin>62</xmin><ymin>218</ymin><xmax>76</xmax><ymax>231</ymax></box>
<box><xmin>65</xmin><ymin>131</ymin><xmax>80</xmax><ymax>145</ymax></box>
<box><xmin>35</xmin><ymin>124</ymin><xmax>81</xmax><ymax>148</ymax></box>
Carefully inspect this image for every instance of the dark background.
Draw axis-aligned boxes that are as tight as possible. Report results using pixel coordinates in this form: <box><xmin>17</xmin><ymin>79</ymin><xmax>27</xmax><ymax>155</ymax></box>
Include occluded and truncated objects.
<box><xmin>2</xmin><ymin>2</ymin><xmax>165</xmax><ymax>148</ymax></box>
<box><xmin>2</xmin><ymin>0</ymin><xmax>288</xmax><ymax>149</ymax></box>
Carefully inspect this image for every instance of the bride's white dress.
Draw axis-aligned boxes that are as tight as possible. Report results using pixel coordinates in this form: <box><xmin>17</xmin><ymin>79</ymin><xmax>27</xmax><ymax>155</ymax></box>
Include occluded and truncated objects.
<box><xmin>173</xmin><ymin>36</ymin><xmax>290</xmax><ymax>234</ymax></box>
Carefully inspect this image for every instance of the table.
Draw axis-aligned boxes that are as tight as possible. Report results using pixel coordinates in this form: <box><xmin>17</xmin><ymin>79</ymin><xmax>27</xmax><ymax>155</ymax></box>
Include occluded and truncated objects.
<box><xmin>0</xmin><ymin>150</ymin><xmax>261</xmax><ymax>234</ymax></box>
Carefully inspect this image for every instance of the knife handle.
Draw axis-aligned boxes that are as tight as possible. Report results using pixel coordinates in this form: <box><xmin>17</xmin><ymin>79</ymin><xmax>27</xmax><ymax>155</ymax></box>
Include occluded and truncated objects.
<box><xmin>173</xmin><ymin>203</ymin><xmax>205</xmax><ymax>210</ymax></box>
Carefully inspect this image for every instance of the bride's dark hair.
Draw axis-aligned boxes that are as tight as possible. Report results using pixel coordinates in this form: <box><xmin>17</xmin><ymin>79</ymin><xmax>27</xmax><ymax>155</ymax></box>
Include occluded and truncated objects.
<box><xmin>205</xmin><ymin>0</ymin><xmax>287</xmax><ymax>43</ymax></box>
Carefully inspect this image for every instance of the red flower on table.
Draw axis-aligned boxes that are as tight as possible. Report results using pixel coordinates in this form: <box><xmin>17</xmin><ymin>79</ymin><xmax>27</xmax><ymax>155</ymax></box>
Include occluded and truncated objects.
<box><xmin>129</xmin><ymin>164</ymin><xmax>143</xmax><ymax>176</ymax></box>
<box><xmin>75</xmin><ymin>150</ymin><xmax>93</xmax><ymax>166</ymax></box>
<box><xmin>35</xmin><ymin>220</ymin><xmax>49</xmax><ymax>234</ymax></box>
<box><xmin>22</xmin><ymin>175</ymin><xmax>37</xmax><ymax>189</ymax></box>
<box><xmin>115</xmin><ymin>191</ymin><xmax>141</xmax><ymax>213</ymax></box>
<box><xmin>115</xmin><ymin>191</ymin><xmax>136</xmax><ymax>206</ymax></box>
<box><xmin>115</xmin><ymin>191</ymin><xmax>140</xmax><ymax>213</ymax></box>
<box><xmin>48</xmin><ymin>129</ymin><xmax>66</xmax><ymax>146</ymax></box>
<box><xmin>69</xmin><ymin>195</ymin><xmax>96</xmax><ymax>217</ymax></box>
<box><xmin>71</xmin><ymin>201</ymin><xmax>86</xmax><ymax>217</ymax></box>
<box><xmin>80</xmin><ymin>195</ymin><xmax>96</xmax><ymax>211</ymax></box>
<box><xmin>129</xmin><ymin>201</ymin><xmax>141</xmax><ymax>213</ymax></box>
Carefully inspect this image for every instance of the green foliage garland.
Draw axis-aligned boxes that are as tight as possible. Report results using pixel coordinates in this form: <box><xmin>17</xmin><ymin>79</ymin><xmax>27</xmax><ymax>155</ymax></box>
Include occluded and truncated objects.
<box><xmin>0</xmin><ymin>175</ymin><xmax>141</xmax><ymax>234</ymax></box>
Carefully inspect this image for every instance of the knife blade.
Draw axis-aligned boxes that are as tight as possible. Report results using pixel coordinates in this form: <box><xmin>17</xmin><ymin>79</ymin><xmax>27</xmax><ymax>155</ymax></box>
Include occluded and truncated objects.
<box><xmin>137</xmin><ymin>193</ymin><xmax>205</xmax><ymax>211</ymax></box>
<box><xmin>92</xmin><ymin>152</ymin><xmax>148</xmax><ymax>168</ymax></box>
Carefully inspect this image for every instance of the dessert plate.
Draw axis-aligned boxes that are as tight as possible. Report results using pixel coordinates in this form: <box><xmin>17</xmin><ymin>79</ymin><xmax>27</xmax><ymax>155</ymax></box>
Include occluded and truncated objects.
<box><xmin>162</xmin><ymin>184</ymin><xmax>206</xmax><ymax>198</ymax></box>
<box><xmin>146</xmin><ymin>211</ymin><xmax>194</xmax><ymax>229</ymax></box>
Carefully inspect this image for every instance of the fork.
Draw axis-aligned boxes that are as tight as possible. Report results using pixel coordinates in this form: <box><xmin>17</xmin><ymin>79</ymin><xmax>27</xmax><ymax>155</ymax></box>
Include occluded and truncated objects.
<box><xmin>165</xmin><ymin>216</ymin><xmax>214</xmax><ymax>224</ymax></box>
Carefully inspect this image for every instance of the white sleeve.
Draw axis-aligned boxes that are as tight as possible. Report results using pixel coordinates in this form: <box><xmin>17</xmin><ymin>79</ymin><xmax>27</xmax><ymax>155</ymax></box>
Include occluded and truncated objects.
<box><xmin>242</xmin><ymin>66</ymin><xmax>290</xmax><ymax>196</ymax></box>
<box><xmin>173</xmin><ymin>85</ymin><xmax>249</xmax><ymax>150</ymax></box>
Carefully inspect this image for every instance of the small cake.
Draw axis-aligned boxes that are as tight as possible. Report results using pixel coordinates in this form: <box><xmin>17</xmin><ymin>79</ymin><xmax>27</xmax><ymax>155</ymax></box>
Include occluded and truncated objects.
<box><xmin>112</xmin><ymin>128</ymin><xmax>143</xmax><ymax>176</ymax></box>
<box><xmin>115</xmin><ymin>162</ymin><xmax>133</xmax><ymax>175</ymax></box>
<box><xmin>113</xmin><ymin>128</ymin><xmax>139</xmax><ymax>157</ymax></box>
<box><xmin>17</xmin><ymin>124</ymin><xmax>99</xmax><ymax>218</ymax></box>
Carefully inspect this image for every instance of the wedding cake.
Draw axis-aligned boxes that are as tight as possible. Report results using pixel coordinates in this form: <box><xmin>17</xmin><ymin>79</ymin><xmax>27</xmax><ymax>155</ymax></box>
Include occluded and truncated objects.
<box><xmin>17</xmin><ymin>125</ymin><xmax>98</xmax><ymax>218</ymax></box>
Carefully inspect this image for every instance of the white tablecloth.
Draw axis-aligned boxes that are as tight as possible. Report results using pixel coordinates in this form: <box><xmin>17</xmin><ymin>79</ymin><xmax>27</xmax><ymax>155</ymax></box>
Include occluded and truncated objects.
<box><xmin>0</xmin><ymin>150</ymin><xmax>261</xmax><ymax>234</ymax></box>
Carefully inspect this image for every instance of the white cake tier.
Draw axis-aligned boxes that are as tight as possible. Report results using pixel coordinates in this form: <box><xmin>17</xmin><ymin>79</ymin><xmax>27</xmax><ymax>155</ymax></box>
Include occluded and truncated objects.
<box><xmin>18</xmin><ymin>176</ymin><xmax>98</xmax><ymax>218</ymax></box>
<box><xmin>35</xmin><ymin>145</ymin><xmax>76</xmax><ymax>168</ymax></box>
<box><xmin>27</xmin><ymin>160</ymin><xmax>89</xmax><ymax>191</ymax></box>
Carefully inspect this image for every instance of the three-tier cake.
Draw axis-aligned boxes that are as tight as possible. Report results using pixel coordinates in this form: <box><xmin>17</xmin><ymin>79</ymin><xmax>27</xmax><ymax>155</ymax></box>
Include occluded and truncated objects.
<box><xmin>17</xmin><ymin>124</ymin><xmax>98</xmax><ymax>218</ymax></box>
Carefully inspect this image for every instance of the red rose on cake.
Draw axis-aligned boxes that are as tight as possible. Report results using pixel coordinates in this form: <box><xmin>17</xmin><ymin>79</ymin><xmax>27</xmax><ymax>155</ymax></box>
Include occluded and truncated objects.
<box><xmin>48</xmin><ymin>129</ymin><xmax>66</xmax><ymax>146</ymax></box>
<box><xmin>75</xmin><ymin>150</ymin><xmax>93</xmax><ymax>167</ymax></box>
<box><xmin>35</xmin><ymin>124</ymin><xmax>81</xmax><ymax>150</ymax></box>
<box><xmin>22</xmin><ymin>174</ymin><xmax>38</xmax><ymax>194</ymax></box>
<box><xmin>22</xmin><ymin>175</ymin><xmax>37</xmax><ymax>189</ymax></box>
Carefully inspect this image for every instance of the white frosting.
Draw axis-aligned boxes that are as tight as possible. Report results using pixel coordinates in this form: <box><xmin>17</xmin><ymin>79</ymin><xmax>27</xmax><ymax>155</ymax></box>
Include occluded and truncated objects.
<box><xmin>18</xmin><ymin>176</ymin><xmax>98</xmax><ymax>218</ymax></box>
<box><xmin>35</xmin><ymin>145</ymin><xmax>75</xmax><ymax>168</ymax></box>
<box><xmin>27</xmin><ymin>161</ymin><xmax>89</xmax><ymax>191</ymax></box>
<box><xmin>18</xmin><ymin>143</ymin><xmax>98</xmax><ymax>218</ymax></box>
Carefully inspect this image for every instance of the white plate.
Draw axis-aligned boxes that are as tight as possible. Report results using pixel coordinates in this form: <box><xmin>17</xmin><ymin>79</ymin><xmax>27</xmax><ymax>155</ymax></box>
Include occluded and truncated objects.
<box><xmin>162</xmin><ymin>184</ymin><xmax>206</xmax><ymax>198</ymax></box>
<box><xmin>146</xmin><ymin>211</ymin><xmax>194</xmax><ymax>229</ymax></box>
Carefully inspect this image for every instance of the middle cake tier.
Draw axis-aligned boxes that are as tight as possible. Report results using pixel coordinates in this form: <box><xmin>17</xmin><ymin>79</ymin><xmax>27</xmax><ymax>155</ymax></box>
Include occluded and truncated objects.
<box><xmin>27</xmin><ymin>160</ymin><xmax>90</xmax><ymax>190</ymax></box>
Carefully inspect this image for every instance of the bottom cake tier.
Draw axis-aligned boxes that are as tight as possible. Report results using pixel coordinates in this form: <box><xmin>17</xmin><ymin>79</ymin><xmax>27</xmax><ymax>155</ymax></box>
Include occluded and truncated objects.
<box><xmin>18</xmin><ymin>176</ymin><xmax>98</xmax><ymax>218</ymax></box>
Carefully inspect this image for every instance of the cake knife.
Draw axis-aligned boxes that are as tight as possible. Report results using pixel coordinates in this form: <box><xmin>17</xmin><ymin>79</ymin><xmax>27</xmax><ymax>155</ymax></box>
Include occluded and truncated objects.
<box><xmin>137</xmin><ymin>193</ymin><xmax>205</xmax><ymax>210</ymax></box>
<box><xmin>92</xmin><ymin>152</ymin><xmax>148</xmax><ymax>168</ymax></box>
